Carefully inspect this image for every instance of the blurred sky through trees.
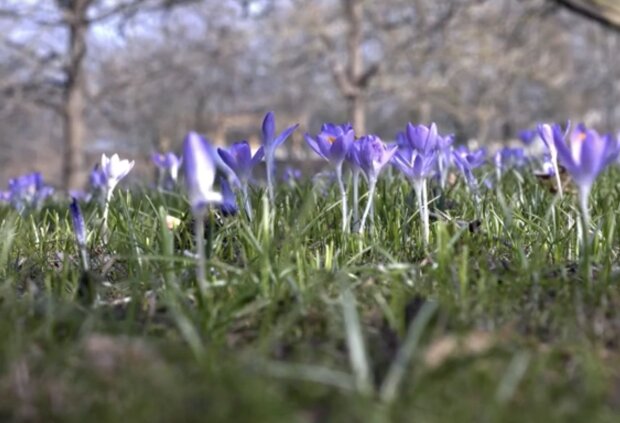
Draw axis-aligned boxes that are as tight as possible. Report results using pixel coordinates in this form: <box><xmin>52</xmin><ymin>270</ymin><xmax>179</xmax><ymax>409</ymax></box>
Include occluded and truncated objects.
<box><xmin>0</xmin><ymin>0</ymin><xmax>618</xmax><ymax>188</ymax></box>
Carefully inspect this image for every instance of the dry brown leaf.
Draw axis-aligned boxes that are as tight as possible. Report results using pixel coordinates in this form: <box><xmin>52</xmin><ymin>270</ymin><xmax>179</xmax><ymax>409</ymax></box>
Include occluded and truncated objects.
<box><xmin>424</xmin><ymin>331</ymin><xmax>494</xmax><ymax>369</ymax></box>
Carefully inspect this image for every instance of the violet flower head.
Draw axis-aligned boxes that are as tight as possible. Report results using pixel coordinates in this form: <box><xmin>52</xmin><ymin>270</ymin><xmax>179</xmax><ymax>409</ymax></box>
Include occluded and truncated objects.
<box><xmin>100</xmin><ymin>153</ymin><xmax>135</xmax><ymax>196</ymax></box>
<box><xmin>494</xmin><ymin>147</ymin><xmax>527</xmax><ymax>171</ymax></box>
<box><xmin>153</xmin><ymin>152</ymin><xmax>182</xmax><ymax>183</ymax></box>
<box><xmin>261</xmin><ymin>111</ymin><xmax>299</xmax><ymax>202</ymax></box>
<box><xmin>262</xmin><ymin>111</ymin><xmax>299</xmax><ymax>151</ymax></box>
<box><xmin>538</xmin><ymin>122</ymin><xmax>570</xmax><ymax>197</ymax></box>
<box><xmin>217</xmin><ymin>141</ymin><xmax>264</xmax><ymax>186</ymax></box>
<box><xmin>354</xmin><ymin>135</ymin><xmax>398</xmax><ymax>233</ymax></box>
<box><xmin>305</xmin><ymin>123</ymin><xmax>354</xmax><ymax>166</ymax></box>
<box><xmin>518</xmin><ymin>129</ymin><xmax>538</xmax><ymax>145</ymax></box>
<box><xmin>306</xmin><ymin>122</ymin><xmax>355</xmax><ymax>233</ymax></box>
<box><xmin>538</xmin><ymin>123</ymin><xmax>565</xmax><ymax>159</ymax></box>
<box><xmin>182</xmin><ymin>132</ymin><xmax>222</xmax><ymax>214</ymax></box>
<box><xmin>283</xmin><ymin>166</ymin><xmax>302</xmax><ymax>184</ymax></box>
<box><xmin>452</xmin><ymin>147</ymin><xmax>486</xmax><ymax>196</ymax></box>
<box><xmin>393</xmin><ymin>147</ymin><xmax>437</xmax><ymax>183</ymax></box>
<box><xmin>89</xmin><ymin>164</ymin><xmax>107</xmax><ymax>191</ymax></box>
<box><xmin>8</xmin><ymin>172</ymin><xmax>54</xmax><ymax>211</ymax></box>
<box><xmin>353</xmin><ymin>135</ymin><xmax>398</xmax><ymax>183</ymax></box>
<box><xmin>552</xmin><ymin>123</ymin><xmax>618</xmax><ymax>191</ymax></box>
<box><xmin>404</xmin><ymin>122</ymin><xmax>438</xmax><ymax>153</ymax></box>
<box><xmin>454</xmin><ymin>145</ymin><xmax>487</xmax><ymax>169</ymax></box>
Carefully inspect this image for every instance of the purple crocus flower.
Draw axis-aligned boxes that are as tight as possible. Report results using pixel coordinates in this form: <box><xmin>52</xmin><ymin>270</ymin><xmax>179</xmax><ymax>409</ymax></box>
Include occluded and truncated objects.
<box><xmin>493</xmin><ymin>147</ymin><xmax>527</xmax><ymax>180</ymax></box>
<box><xmin>399</xmin><ymin>122</ymin><xmax>454</xmax><ymax>189</ymax></box>
<box><xmin>305</xmin><ymin>124</ymin><xmax>354</xmax><ymax>165</ymax></box>
<box><xmin>551</xmin><ymin>123</ymin><xmax>619</xmax><ymax>262</ymax></box>
<box><xmin>353</xmin><ymin>135</ymin><xmax>398</xmax><ymax>184</ymax></box>
<box><xmin>283</xmin><ymin>166</ymin><xmax>302</xmax><ymax>185</ymax></box>
<box><xmin>89</xmin><ymin>164</ymin><xmax>107</xmax><ymax>191</ymax></box>
<box><xmin>8</xmin><ymin>172</ymin><xmax>54</xmax><ymax>212</ymax></box>
<box><xmin>218</xmin><ymin>176</ymin><xmax>238</xmax><ymax>217</ymax></box>
<box><xmin>454</xmin><ymin>145</ymin><xmax>487</xmax><ymax>169</ymax></box>
<box><xmin>306</xmin><ymin>123</ymin><xmax>355</xmax><ymax>232</ymax></box>
<box><xmin>69</xmin><ymin>189</ymin><xmax>91</xmax><ymax>202</ymax></box>
<box><xmin>346</xmin><ymin>138</ymin><xmax>364</xmax><ymax>225</ymax></box>
<box><xmin>553</xmin><ymin>123</ymin><xmax>617</xmax><ymax>191</ymax></box>
<box><xmin>404</xmin><ymin>123</ymin><xmax>438</xmax><ymax>153</ymax></box>
<box><xmin>393</xmin><ymin>148</ymin><xmax>437</xmax><ymax>183</ymax></box>
<box><xmin>218</xmin><ymin>141</ymin><xmax>264</xmax><ymax>186</ymax></box>
<box><xmin>153</xmin><ymin>152</ymin><xmax>182</xmax><ymax>190</ymax></box>
<box><xmin>70</xmin><ymin>197</ymin><xmax>87</xmax><ymax>246</ymax></box>
<box><xmin>182</xmin><ymin>132</ymin><xmax>223</xmax><ymax>292</ymax></box>
<box><xmin>393</xmin><ymin>148</ymin><xmax>437</xmax><ymax>245</ymax></box>
<box><xmin>352</xmin><ymin>135</ymin><xmax>398</xmax><ymax>233</ymax></box>
<box><xmin>453</xmin><ymin>146</ymin><xmax>488</xmax><ymax>193</ymax></box>
<box><xmin>518</xmin><ymin>129</ymin><xmax>538</xmax><ymax>145</ymax></box>
<box><xmin>435</xmin><ymin>133</ymin><xmax>455</xmax><ymax>189</ymax></box>
<box><xmin>261</xmin><ymin>111</ymin><xmax>299</xmax><ymax>204</ymax></box>
<box><xmin>70</xmin><ymin>197</ymin><xmax>90</xmax><ymax>270</ymax></box>
<box><xmin>183</xmin><ymin>132</ymin><xmax>222</xmax><ymax>214</ymax></box>
<box><xmin>538</xmin><ymin>122</ymin><xmax>569</xmax><ymax>197</ymax></box>
<box><xmin>217</xmin><ymin>141</ymin><xmax>264</xmax><ymax>218</ymax></box>
<box><xmin>452</xmin><ymin>147</ymin><xmax>489</xmax><ymax>211</ymax></box>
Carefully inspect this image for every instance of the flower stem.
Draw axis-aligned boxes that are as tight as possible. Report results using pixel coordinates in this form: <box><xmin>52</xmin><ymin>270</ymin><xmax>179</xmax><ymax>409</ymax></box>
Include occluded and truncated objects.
<box><xmin>552</xmin><ymin>157</ymin><xmax>563</xmax><ymax>198</ymax></box>
<box><xmin>242</xmin><ymin>183</ymin><xmax>253</xmax><ymax>220</ymax></box>
<box><xmin>102</xmin><ymin>190</ymin><xmax>113</xmax><ymax>241</ymax></box>
<box><xmin>352</xmin><ymin>169</ymin><xmax>360</xmax><ymax>225</ymax></box>
<box><xmin>194</xmin><ymin>211</ymin><xmax>208</xmax><ymax>297</ymax></box>
<box><xmin>266</xmin><ymin>157</ymin><xmax>275</xmax><ymax>206</ymax></box>
<box><xmin>79</xmin><ymin>245</ymin><xmax>90</xmax><ymax>272</ymax></box>
<box><xmin>414</xmin><ymin>180</ymin><xmax>429</xmax><ymax>246</ymax></box>
<box><xmin>358</xmin><ymin>179</ymin><xmax>376</xmax><ymax>234</ymax></box>
<box><xmin>422</xmin><ymin>180</ymin><xmax>430</xmax><ymax>246</ymax></box>
<box><xmin>578</xmin><ymin>187</ymin><xmax>591</xmax><ymax>282</ymax></box>
<box><xmin>336</xmin><ymin>164</ymin><xmax>348</xmax><ymax>233</ymax></box>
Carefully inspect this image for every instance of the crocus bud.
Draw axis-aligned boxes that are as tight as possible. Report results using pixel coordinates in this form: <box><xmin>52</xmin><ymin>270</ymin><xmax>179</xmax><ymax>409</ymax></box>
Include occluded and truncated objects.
<box><xmin>182</xmin><ymin>132</ymin><xmax>222</xmax><ymax>214</ymax></box>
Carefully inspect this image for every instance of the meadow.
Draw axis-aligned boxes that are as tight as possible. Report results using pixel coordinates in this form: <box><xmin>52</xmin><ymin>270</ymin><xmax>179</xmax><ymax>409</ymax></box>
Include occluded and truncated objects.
<box><xmin>0</xmin><ymin>118</ymin><xmax>620</xmax><ymax>422</ymax></box>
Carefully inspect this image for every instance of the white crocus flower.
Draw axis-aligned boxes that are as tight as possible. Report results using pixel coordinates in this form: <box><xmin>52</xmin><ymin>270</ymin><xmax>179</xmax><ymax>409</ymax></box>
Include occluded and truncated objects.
<box><xmin>101</xmin><ymin>153</ymin><xmax>135</xmax><ymax>198</ymax></box>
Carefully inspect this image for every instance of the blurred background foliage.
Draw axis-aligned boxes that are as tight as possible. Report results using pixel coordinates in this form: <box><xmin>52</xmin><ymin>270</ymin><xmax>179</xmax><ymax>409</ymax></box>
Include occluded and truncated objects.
<box><xmin>0</xmin><ymin>0</ymin><xmax>618</xmax><ymax>188</ymax></box>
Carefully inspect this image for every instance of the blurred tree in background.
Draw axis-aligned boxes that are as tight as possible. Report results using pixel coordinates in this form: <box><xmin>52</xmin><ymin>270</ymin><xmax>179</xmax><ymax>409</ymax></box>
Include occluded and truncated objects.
<box><xmin>0</xmin><ymin>0</ymin><xmax>618</xmax><ymax>188</ymax></box>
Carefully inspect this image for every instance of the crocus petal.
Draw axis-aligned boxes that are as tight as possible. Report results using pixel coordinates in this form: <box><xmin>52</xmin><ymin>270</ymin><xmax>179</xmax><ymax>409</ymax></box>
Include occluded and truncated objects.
<box><xmin>552</xmin><ymin>125</ymin><xmax>577</xmax><ymax>176</ymax></box>
<box><xmin>251</xmin><ymin>146</ymin><xmax>265</xmax><ymax>166</ymax></box>
<box><xmin>305</xmin><ymin>133</ymin><xmax>326</xmax><ymax>159</ymax></box>
<box><xmin>262</xmin><ymin>111</ymin><xmax>276</xmax><ymax>145</ymax></box>
<box><xmin>330</xmin><ymin>130</ymin><xmax>354</xmax><ymax>164</ymax></box>
<box><xmin>424</xmin><ymin>123</ymin><xmax>438</xmax><ymax>152</ymax></box>
<box><xmin>217</xmin><ymin>148</ymin><xmax>238</xmax><ymax>173</ymax></box>
<box><xmin>578</xmin><ymin>131</ymin><xmax>605</xmax><ymax>185</ymax></box>
<box><xmin>272</xmin><ymin>123</ymin><xmax>299</xmax><ymax>149</ymax></box>
<box><xmin>537</xmin><ymin>124</ymin><xmax>554</xmax><ymax>151</ymax></box>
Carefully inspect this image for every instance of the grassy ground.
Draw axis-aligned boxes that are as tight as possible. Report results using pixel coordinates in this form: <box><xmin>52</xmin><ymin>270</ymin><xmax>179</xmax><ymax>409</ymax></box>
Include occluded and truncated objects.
<box><xmin>1</xmin><ymin>166</ymin><xmax>620</xmax><ymax>422</ymax></box>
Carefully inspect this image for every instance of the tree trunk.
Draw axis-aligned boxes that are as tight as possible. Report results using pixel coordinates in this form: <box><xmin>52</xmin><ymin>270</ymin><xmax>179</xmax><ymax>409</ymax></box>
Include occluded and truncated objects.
<box><xmin>345</xmin><ymin>0</ymin><xmax>366</xmax><ymax>135</ymax></box>
<box><xmin>62</xmin><ymin>0</ymin><xmax>89</xmax><ymax>190</ymax></box>
<box><xmin>349</xmin><ymin>94</ymin><xmax>365</xmax><ymax>137</ymax></box>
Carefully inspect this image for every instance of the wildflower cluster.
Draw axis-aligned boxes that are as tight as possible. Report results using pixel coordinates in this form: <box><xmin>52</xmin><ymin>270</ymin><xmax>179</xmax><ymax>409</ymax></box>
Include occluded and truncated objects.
<box><xmin>2</xmin><ymin>112</ymin><xmax>618</xmax><ymax>287</ymax></box>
